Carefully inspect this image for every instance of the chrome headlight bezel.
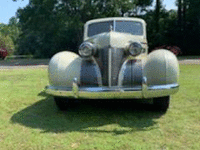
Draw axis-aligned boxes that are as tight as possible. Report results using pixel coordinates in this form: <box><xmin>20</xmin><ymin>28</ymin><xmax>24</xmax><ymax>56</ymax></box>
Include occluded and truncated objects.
<box><xmin>78</xmin><ymin>42</ymin><xmax>96</xmax><ymax>57</ymax></box>
<box><xmin>127</xmin><ymin>42</ymin><xmax>143</xmax><ymax>56</ymax></box>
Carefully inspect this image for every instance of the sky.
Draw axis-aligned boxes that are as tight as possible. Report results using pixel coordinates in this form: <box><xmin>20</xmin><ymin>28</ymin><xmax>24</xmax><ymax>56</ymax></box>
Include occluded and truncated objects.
<box><xmin>0</xmin><ymin>0</ymin><xmax>177</xmax><ymax>24</ymax></box>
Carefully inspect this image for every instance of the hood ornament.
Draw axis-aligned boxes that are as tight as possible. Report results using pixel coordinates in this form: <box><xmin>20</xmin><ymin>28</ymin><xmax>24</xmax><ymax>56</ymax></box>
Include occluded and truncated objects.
<box><xmin>110</xmin><ymin>25</ymin><xmax>113</xmax><ymax>31</ymax></box>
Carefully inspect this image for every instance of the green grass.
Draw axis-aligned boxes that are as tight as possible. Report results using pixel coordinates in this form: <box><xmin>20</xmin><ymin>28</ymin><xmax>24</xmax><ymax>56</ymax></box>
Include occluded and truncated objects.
<box><xmin>178</xmin><ymin>55</ymin><xmax>200</xmax><ymax>60</ymax></box>
<box><xmin>0</xmin><ymin>65</ymin><xmax>200</xmax><ymax>150</ymax></box>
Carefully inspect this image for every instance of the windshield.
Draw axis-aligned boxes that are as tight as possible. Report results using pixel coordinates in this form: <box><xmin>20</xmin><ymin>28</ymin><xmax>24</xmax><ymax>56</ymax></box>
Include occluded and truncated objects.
<box><xmin>88</xmin><ymin>20</ymin><xmax>143</xmax><ymax>37</ymax></box>
<box><xmin>88</xmin><ymin>21</ymin><xmax>113</xmax><ymax>37</ymax></box>
<box><xmin>115</xmin><ymin>21</ymin><xmax>143</xmax><ymax>35</ymax></box>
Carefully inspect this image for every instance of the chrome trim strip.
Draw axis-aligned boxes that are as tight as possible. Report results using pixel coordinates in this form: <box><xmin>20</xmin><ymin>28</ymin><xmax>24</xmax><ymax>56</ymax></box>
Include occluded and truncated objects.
<box><xmin>142</xmin><ymin>76</ymin><xmax>147</xmax><ymax>98</ymax></box>
<box><xmin>108</xmin><ymin>48</ymin><xmax>112</xmax><ymax>87</ymax></box>
<box><xmin>113</xmin><ymin>20</ymin><xmax>116</xmax><ymax>32</ymax></box>
<box><xmin>72</xmin><ymin>78</ymin><xmax>79</xmax><ymax>98</ymax></box>
<box><xmin>148</xmin><ymin>84</ymin><xmax>179</xmax><ymax>90</ymax></box>
<box><xmin>45</xmin><ymin>83</ymin><xmax>179</xmax><ymax>99</ymax></box>
<box><xmin>92</xmin><ymin>57</ymin><xmax>103</xmax><ymax>86</ymax></box>
<box><xmin>81</xmin><ymin>86</ymin><xmax>142</xmax><ymax>92</ymax></box>
<box><xmin>118</xmin><ymin>59</ymin><xmax>128</xmax><ymax>87</ymax></box>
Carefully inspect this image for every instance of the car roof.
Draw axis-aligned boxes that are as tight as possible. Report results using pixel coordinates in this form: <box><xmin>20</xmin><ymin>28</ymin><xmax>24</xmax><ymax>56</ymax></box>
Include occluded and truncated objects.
<box><xmin>85</xmin><ymin>17</ymin><xmax>146</xmax><ymax>26</ymax></box>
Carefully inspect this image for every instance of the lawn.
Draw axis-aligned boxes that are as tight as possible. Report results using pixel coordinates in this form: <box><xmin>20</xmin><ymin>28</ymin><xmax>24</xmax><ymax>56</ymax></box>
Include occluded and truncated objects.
<box><xmin>0</xmin><ymin>65</ymin><xmax>200</xmax><ymax>150</ymax></box>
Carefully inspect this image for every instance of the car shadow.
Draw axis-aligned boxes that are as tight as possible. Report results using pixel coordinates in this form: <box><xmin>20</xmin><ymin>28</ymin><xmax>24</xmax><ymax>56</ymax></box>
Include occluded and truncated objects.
<box><xmin>10</xmin><ymin>92</ymin><xmax>166</xmax><ymax>135</ymax></box>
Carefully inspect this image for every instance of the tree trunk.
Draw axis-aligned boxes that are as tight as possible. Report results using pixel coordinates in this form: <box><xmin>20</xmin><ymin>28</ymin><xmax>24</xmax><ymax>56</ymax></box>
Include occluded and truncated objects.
<box><xmin>178</xmin><ymin>0</ymin><xmax>182</xmax><ymax>31</ymax></box>
<box><xmin>183</xmin><ymin>0</ymin><xmax>187</xmax><ymax>31</ymax></box>
<box><xmin>155</xmin><ymin>0</ymin><xmax>161</xmax><ymax>32</ymax></box>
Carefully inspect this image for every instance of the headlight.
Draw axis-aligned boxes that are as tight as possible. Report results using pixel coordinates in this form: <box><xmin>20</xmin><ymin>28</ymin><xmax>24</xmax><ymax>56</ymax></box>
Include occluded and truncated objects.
<box><xmin>78</xmin><ymin>42</ymin><xmax>96</xmax><ymax>57</ymax></box>
<box><xmin>127</xmin><ymin>42</ymin><xmax>143</xmax><ymax>56</ymax></box>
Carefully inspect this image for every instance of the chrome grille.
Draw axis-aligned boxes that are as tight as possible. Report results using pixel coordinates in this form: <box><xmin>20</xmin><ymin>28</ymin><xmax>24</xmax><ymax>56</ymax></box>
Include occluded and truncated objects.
<box><xmin>96</xmin><ymin>47</ymin><xmax>124</xmax><ymax>86</ymax></box>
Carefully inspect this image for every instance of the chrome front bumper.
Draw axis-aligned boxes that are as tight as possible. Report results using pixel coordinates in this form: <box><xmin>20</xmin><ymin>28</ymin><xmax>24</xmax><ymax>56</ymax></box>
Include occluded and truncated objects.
<box><xmin>45</xmin><ymin>78</ymin><xmax>179</xmax><ymax>99</ymax></box>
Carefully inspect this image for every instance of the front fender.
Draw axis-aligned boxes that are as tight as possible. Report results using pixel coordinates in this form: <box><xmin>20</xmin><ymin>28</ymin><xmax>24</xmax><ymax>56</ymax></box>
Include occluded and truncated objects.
<box><xmin>143</xmin><ymin>49</ymin><xmax>179</xmax><ymax>86</ymax></box>
<box><xmin>49</xmin><ymin>51</ymin><xmax>102</xmax><ymax>87</ymax></box>
<box><xmin>49</xmin><ymin>51</ymin><xmax>82</xmax><ymax>87</ymax></box>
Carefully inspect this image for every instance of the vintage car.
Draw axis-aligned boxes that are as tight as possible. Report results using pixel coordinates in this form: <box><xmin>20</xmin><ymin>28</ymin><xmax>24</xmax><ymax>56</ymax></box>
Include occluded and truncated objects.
<box><xmin>45</xmin><ymin>17</ymin><xmax>179</xmax><ymax>112</ymax></box>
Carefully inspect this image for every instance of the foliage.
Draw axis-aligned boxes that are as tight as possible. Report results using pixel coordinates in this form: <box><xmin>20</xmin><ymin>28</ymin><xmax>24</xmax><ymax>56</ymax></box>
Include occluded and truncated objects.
<box><xmin>142</xmin><ymin>1</ymin><xmax>181</xmax><ymax>52</ymax></box>
<box><xmin>153</xmin><ymin>45</ymin><xmax>182</xmax><ymax>56</ymax></box>
<box><xmin>0</xmin><ymin>40</ymin><xmax>8</xmax><ymax>59</ymax></box>
<box><xmin>9</xmin><ymin>0</ymin><xmax>200</xmax><ymax>57</ymax></box>
<box><xmin>0</xmin><ymin>17</ymin><xmax>20</xmax><ymax>55</ymax></box>
<box><xmin>0</xmin><ymin>64</ymin><xmax>200</xmax><ymax>149</ymax></box>
<box><xmin>14</xmin><ymin>0</ymin><xmax>153</xmax><ymax>58</ymax></box>
<box><xmin>0</xmin><ymin>33</ymin><xmax>14</xmax><ymax>56</ymax></box>
<box><xmin>175</xmin><ymin>0</ymin><xmax>200</xmax><ymax>55</ymax></box>
<box><xmin>143</xmin><ymin>0</ymin><xmax>200</xmax><ymax>55</ymax></box>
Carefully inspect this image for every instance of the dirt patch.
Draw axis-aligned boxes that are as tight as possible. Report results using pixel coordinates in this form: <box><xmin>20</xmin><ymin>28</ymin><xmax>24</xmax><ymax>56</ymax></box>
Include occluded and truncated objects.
<box><xmin>0</xmin><ymin>59</ymin><xmax>49</xmax><ymax>69</ymax></box>
<box><xmin>0</xmin><ymin>58</ymin><xmax>199</xmax><ymax>69</ymax></box>
<box><xmin>178</xmin><ymin>59</ymin><xmax>200</xmax><ymax>64</ymax></box>
<box><xmin>0</xmin><ymin>59</ymin><xmax>50</xmax><ymax>66</ymax></box>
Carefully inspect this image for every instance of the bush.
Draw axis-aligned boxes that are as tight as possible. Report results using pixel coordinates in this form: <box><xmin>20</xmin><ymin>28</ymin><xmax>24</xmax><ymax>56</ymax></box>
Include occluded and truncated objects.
<box><xmin>153</xmin><ymin>45</ymin><xmax>182</xmax><ymax>56</ymax></box>
<box><xmin>0</xmin><ymin>40</ymin><xmax>8</xmax><ymax>59</ymax></box>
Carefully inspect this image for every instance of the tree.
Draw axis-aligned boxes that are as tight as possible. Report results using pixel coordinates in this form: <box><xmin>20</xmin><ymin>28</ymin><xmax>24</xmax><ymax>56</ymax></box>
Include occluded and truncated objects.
<box><xmin>177</xmin><ymin>0</ymin><xmax>182</xmax><ymax>31</ymax></box>
<box><xmin>0</xmin><ymin>19</ymin><xmax>19</xmax><ymax>55</ymax></box>
<box><xmin>14</xmin><ymin>0</ymin><xmax>153</xmax><ymax>57</ymax></box>
<box><xmin>175</xmin><ymin>0</ymin><xmax>200</xmax><ymax>55</ymax></box>
<box><xmin>155</xmin><ymin>0</ymin><xmax>162</xmax><ymax>32</ymax></box>
<box><xmin>8</xmin><ymin>17</ymin><xmax>21</xmax><ymax>53</ymax></box>
<box><xmin>142</xmin><ymin>0</ymin><xmax>168</xmax><ymax>49</ymax></box>
<box><xmin>0</xmin><ymin>32</ymin><xmax>15</xmax><ymax>56</ymax></box>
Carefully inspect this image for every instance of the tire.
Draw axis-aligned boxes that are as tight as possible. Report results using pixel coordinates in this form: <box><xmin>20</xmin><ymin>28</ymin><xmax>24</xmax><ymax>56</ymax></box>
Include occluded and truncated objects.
<box><xmin>153</xmin><ymin>96</ymin><xmax>170</xmax><ymax>112</ymax></box>
<box><xmin>54</xmin><ymin>97</ymin><xmax>76</xmax><ymax>110</ymax></box>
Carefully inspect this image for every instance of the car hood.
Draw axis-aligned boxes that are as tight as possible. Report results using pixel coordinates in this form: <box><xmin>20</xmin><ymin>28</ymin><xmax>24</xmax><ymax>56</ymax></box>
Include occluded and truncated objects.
<box><xmin>86</xmin><ymin>31</ymin><xmax>146</xmax><ymax>49</ymax></box>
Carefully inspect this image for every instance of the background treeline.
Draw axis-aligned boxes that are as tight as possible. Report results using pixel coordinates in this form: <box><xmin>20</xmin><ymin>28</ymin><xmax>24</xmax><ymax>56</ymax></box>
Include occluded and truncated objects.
<box><xmin>0</xmin><ymin>0</ymin><xmax>200</xmax><ymax>58</ymax></box>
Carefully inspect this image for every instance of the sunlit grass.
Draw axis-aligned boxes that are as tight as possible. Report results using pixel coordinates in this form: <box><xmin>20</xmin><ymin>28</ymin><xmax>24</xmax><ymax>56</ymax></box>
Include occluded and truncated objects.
<box><xmin>178</xmin><ymin>55</ymin><xmax>200</xmax><ymax>60</ymax></box>
<box><xmin>0</xmin><ymin>65</ymin><xmax>199</xmax><ymax>150</ymax></box>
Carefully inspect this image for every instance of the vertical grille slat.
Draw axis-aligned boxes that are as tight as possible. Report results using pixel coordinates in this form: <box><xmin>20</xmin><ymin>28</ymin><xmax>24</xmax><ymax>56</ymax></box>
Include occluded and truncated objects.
<box><xmin>110</xmin><ymin>47</ymin><xmax>124</xmax><ymax>86</ymax></box>
<box><xmin>100</xmin><ymin>47</ymin><xmax>109</xmax><ymax>86</ymax></box>
<box><xmin>97</xmin><ymin>47</ymin><xmax>124</xmax><ymax>86</ymax></box>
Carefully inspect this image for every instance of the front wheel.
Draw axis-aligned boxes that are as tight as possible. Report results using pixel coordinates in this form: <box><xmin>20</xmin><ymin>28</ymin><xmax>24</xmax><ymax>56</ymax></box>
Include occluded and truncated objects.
<box><xmin>54</xmin><ymin>97</ymin><xmax>77</xmax><ymax>110</ymax></box>
<box><xmin>153</xmin><ymin>96</ymin><xmax>170</xmax><ymax>112</ymax></box>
